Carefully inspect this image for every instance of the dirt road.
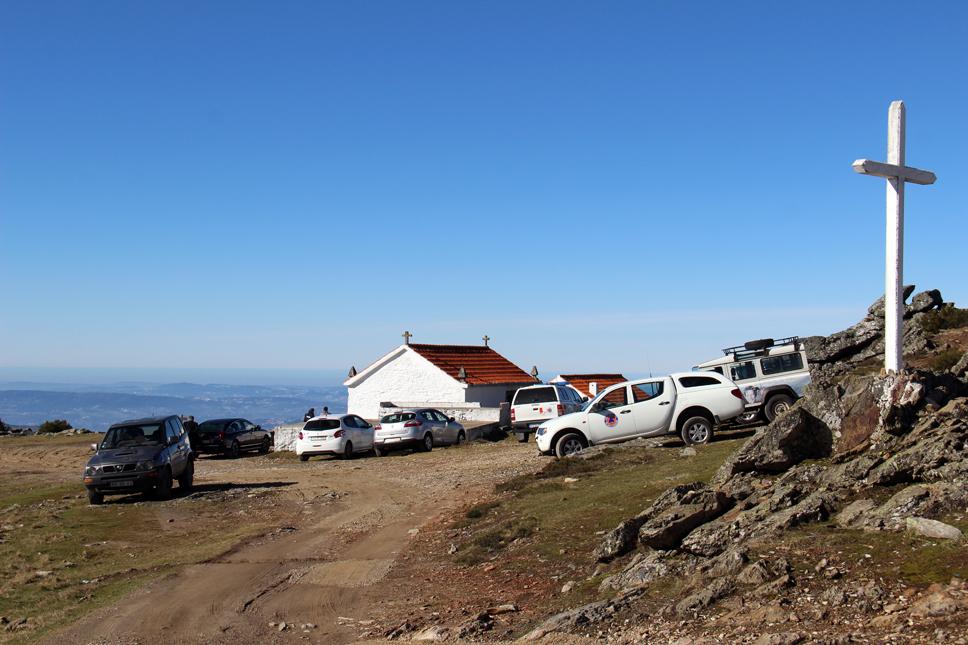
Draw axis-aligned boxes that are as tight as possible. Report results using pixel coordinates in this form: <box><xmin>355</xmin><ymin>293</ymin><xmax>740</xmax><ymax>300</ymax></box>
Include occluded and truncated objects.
<box><xmin>37</xmin><ymin>439</ymin><xmax>543</xmax><ymax>644</ymax></box>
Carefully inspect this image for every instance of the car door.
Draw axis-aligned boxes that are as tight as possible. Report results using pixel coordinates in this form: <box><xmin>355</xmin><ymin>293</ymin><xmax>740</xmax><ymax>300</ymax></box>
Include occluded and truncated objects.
<box><xmin>241</xmin><ymin>420</ymin><xmax>259</xmax><ymax>447</ymax></box>
<box><xmin>431</xmin><ymin>410</ymin><xmax>454</xmax><ymax>444</ymax></box>
<box><xmin>164</xmin><ymin>419</ymin><xmax>186</xmax><ymax>476</ymax></box>
<box><xmin>418</xmin><ymin>410</ymin><xmax>441</xmax><ymax>443</ymax></box>
<box><xmin>585</xmin><ymin>385</ymin><xmax>634</xmax><ymax>443</ymax></box>
<box><xmin>352</xmin><ymin>415</ymin><xmax>374</xmax><ymax>450</ymax></box>
<box><xmin>629</xmin><ymin>379</ymin><xmax>675</xmax><ymax>436</ymax></box>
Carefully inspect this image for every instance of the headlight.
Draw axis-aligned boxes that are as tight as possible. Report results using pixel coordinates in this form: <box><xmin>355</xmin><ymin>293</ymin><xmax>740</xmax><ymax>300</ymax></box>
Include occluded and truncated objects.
<box><xmin>135</xmin><ymin>460</ymin><xmax>156</xmax><ymax>472</ymax></box>
<box><xmin>536</xmin><ymin>427</ymin><xmax>546</xmax><ymax>436</ymax></box>
<box><xmin>84</xmin><ymin>465</ymin><xmax>100</xmax><ymax>476</ymax></box>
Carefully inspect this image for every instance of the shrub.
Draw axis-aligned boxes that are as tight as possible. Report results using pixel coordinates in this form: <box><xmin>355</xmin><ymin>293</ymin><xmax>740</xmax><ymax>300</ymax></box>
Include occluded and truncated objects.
<box><xmin>920</xmin><ymin>306</ymin><xmax>968</xmax><ymax>334</ymax></box>
<box><xmin>37</xmin><ymin>419</ymin><xmax>72</xmax><ymax>434</ymax></box>
<box><xmin>928</xmin><ymin>348</ymin><xmax>964</xmax><ymax>372</ymax></box>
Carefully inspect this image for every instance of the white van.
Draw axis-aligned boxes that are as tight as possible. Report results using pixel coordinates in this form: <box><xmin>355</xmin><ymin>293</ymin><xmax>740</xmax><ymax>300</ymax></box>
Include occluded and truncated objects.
<box><xmin>509</xmin><ymin>383</ymin><xmax>585</xmax><ymax>443</ymax></box>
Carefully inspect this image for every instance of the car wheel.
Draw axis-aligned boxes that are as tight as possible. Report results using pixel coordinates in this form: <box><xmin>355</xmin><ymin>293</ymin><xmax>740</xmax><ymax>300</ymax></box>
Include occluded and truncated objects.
<box><xmin>680</xmin><ymin>416</ymin><xmax>713</xmax><ymax>445</ymax></box>
<box><xmin>259</xmin><ymin>436</ymin><xmax>271</xmax><ymax>454</ymax></box>
<box><xmin>178</xmin><ymin>459</ymin><xmax>194</xmax><ymax>490</ymax></box>
<box><xmin>420</xmin><ymin>433</ymin><xmax>433</xmax><ymax>452</ymax></box>
<box><xmin>516</xmin><ymin>432</ymin><xmax>529</xmax><ymax>443</ymax></box>
<box><xmin>299</xmin><ymin>454</ymin><xmax>309</xmax><ymax>462</ymax></box>
<box><xmin>87</xmin><ymin>490</ymin><xmax>104</xmax><ymax>505</ymax></box>
<box><xmin>154</xmin><ymin>468</ymin><xmax>173</xmax><ymax>500</ymax></box>
<box><xmin>342</xmin><ymin>441</ymin><xmax>354</xmax><ymax>459</ymax></box>
<box><xmin>455</xmin><ymin>430</ymin><xmax>466</xmax><ymax>446</ymax></box>
<box><xmin>764</xmin><ymin>394</ymin><xmax>795</xmax><ymax>423</ymax></box>
<box><xmin>228</xmin><ymin>440</ymin><xmax>241</xmax><ymax>458</ymax></box>
<box><xmin>554</xmin><ymin>432</ymin><xmax>586</xmax><ymax>459</ymax></box>
<box><xmin>374</xmin><ymin>445</ymin><xmax>385</xmax><ymax>457</ymax></box>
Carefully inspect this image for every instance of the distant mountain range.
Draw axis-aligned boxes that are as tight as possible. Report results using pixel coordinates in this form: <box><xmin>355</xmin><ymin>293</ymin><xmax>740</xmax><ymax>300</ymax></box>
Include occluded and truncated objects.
<box><xmin>0</xmin><ymin>382</ymin><xmax>348</xmax><ymax>431</ymax></box>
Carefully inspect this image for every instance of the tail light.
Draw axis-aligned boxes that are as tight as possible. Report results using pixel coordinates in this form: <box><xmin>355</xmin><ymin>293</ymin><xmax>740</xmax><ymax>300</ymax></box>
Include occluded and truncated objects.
<box><xmin>374</xmin><ymin>424</ymin><xmax>381</xmax><ymax>431</ymax></box>
<box><xmin>298</xmin><ymin>431</ymin><xmax>304</xmax><ymax>440</ymax></box>
<box><xmin>218</xmin><ymin>431</ymin><xmax>225</xmax><ymax>440</ymax></box>
<box><xmin>731</xmin><ymin>388</ymin><xmax>744</xmax><ymax>400</ymax></box>
<box><xmin>557</xmin><ymin>403</ymin><xmax>564</xmax><ymax>416</ymax></box>
<box><xmin>404</xmin><ymin>420</ymin><xmax>421</xmax><ymax>428</ymax></box>
<box><xmin>334</xmin><ymin>429</ymin><xmax>344</xmax><ymax>438</ymax></box>
<box><xmin>510</xmin><ymin>408</ymin><xmax>516</xmax><ymax>421</ymax></box>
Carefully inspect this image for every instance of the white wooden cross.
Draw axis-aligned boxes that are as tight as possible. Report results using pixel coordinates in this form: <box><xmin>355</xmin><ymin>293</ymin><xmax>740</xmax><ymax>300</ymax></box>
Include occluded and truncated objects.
<box><xmin>852</xmin><ymin>100</ymin><xmax>936</xmax><ymax>373</ymax></box>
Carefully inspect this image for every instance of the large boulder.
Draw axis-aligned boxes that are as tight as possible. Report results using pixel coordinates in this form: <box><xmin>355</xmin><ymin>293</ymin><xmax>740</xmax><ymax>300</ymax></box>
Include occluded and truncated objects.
<box><xmin>712</xmin><ymin>408</ymin><xmax>832</xmax><ymax>484</ymax></box>
<box><xmin>594</xmin><ymin>482</ymin><xmax>704</xmax><ymax>562</ymax></box>
<box><xmin>638</xmin><ymin>488</ymin><xmax>733</xmax><ymax>550</ymax></box>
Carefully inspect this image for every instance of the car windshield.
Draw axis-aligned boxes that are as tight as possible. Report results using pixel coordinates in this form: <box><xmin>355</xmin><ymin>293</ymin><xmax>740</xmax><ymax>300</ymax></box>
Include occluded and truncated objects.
<box><xmin>380</xmin><ymin>413</ymin><xmax>416</xmax><ymax>423</ymax></box>
<box><xmin>101</xmin><ymin>424</ymin><xmax>165</xmax><ymax>448</ymax></box>
<box><xmin>198</xmin><ymin>421</ymin><xmax>229</xmax><ymax>433</ymax></box>
<box><xmin>514</xmin><ymin>387</ymin><xmax>557</xmax><ymax>405</ymax></box>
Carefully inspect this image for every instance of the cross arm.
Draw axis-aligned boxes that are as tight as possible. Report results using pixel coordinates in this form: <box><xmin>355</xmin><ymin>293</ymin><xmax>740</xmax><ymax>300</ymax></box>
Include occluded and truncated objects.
<box><xmin>852</xmin><ymin>159</ymin><xmax>937</xmax><ymax>185</ymax></box>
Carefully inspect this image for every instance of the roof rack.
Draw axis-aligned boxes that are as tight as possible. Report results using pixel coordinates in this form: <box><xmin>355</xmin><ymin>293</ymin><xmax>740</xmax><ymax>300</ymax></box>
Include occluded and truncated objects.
<box><xmin>721</xmin><ymin>336</ymin><xmax>801</xmax><ymax>358</ymax></box>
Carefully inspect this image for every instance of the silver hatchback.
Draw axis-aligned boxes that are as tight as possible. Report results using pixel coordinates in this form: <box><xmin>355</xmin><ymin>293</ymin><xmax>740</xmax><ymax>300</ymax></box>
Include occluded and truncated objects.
<box><xmin>373</xmin><ymin>408</ymin><xmax>466</xmax><ymax>456</ymax></box>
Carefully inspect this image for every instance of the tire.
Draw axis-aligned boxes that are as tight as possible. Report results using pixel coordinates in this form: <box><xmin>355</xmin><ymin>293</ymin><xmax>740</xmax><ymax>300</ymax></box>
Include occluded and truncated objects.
<box><xmin>554</xmin><ymin>432</ymin><xmax>586</xmax><ymax>459</ymax></box>
<box><xmin>764</xmin><ymin>394</ymin><xmax>795</xmax><ymax>423</ymax></box>
<box><xmin>516</xmin><ymin>432</ymin><xmax>529</xmax><ymax>443</ymax></box>
<box><xmin>374</xmin><ymin>445</ymin><xmax>386</xmax><ymax>457</ymax></box>
<box><xmin>342</xmin><ymin>441</ymin><xmax>354</xmax><ymax>459</ymax></box>
<box><xmin>420</xmin><ymin>433</ymin><xmax>433</xmax><ymax>452</ymax></box>
<box><xmin>455</xmin><ymin>431</ymin><xmax>466</xmax><ymax>446</ymax></box>
<box><xmin>299</xmin><ymin>454</ymin><xmax>309</xmax><ymax>462</ymax></box>
<box><xmin>259</xmin><ymin>436</ymin><xmax>271</xmax><ymax>454</ymax></box>
<box><xmin>228</xmin><ymin>441</ymin><xmax>241</xmax><ymax>459</ymax></box>
<box><xmin>87</xmin><ymin>489</ymin><xmax>104</xmax><ymax>505</ymax></box>
<box><xmin>178</xmin><ymin>459</ymin><xmax>194</xmax><ymax>490</ymax></box>
<box><xmin>680</xmin><ymin>415</ymin><xmax>713</xmax><ymax>445</ymax></box>
<box><xmin>154</xmin><ymin>468</ymin><xmax>173</xmax><ymax>500</ymax></box>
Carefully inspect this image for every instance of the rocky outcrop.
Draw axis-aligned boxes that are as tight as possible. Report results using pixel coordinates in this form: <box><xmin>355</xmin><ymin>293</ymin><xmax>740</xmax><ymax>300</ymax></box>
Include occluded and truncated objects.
<box><xmin>802</xmin><ymin>286</ymin><xmax>945</xmax><ymax>382</ymax></box>
<box><xmin>586</xmin><ymin>289</ymin><xmax>968</xmax><ymax>626</ymax></box>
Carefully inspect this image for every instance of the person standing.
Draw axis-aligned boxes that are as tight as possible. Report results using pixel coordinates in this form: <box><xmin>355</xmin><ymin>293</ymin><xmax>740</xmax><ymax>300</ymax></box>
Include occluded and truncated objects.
<box><xmin>304</xmin><ymin>407</ymin><xmax>315</xmax><ymax>422</ymax></box>
<box><xmin>322</xmin><ymin>406</ymin><xmax>329</xmax><ymax>416</ymax></box>
<box><xmin>183</xmin><ymin>415</ymin><xmax>200</xmax><ymax>452</ymax></box>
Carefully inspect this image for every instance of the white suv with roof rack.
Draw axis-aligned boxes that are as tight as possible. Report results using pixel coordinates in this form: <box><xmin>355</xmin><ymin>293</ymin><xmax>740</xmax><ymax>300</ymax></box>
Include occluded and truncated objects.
<box><xmin>694</xmin><ymin>336</ymin><xmax>811</xmax><ymax>424</ymax></box>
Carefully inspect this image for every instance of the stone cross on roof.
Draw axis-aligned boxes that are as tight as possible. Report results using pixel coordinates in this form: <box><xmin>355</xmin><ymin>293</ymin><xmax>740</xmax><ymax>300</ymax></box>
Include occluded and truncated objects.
<box><xmin>852</xmin><ymin>100</ymin><xmax>937</xmax><ymax>373</ymax></box>
<box><xmin>402</xmin><ymin>330</ymin><xmax>413</xmax><ymax>346</ymax></box>
<box><xmin>482</xmin><ymin>335</ymin><xmax>490</xmax><ymax>347</ymax></box>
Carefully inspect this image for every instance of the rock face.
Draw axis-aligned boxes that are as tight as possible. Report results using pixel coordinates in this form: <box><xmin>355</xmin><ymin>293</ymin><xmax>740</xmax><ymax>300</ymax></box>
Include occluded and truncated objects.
<box><xmin>584</xmin><ymin>287</ymin><xmax>968</xmax><ymax>628</ymax></box>
<box><xmin>802</xmin><ymin>286</ymin><xmax>945</xmax><ymax>382</ymax></box>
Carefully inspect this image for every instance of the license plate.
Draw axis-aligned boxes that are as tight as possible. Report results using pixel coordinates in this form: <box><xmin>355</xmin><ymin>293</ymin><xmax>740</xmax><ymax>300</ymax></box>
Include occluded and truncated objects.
<box><xmin>384</xmin><ymin>437</ymin><xmax>401</xmax><ymax>443</ymax></box>
<box><xmin>110</xmin><ymin>480</ymin><xmax>134</xmax><ymax>488</ymax></box>
<box><xmin>529</xmin><ymin>423</ymin><xmax>539</xmax><ymax>429</ymax></box>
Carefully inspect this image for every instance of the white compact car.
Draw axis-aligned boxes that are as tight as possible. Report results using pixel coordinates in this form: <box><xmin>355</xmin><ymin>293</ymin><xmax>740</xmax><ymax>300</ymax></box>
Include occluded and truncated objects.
<box><xmin>535</xmin><ymin>372</ymin><xmax>746</xmax><ymax>458</ymax></box>
<box><xmin>296</xmin><ymin>414</ymin><xmax>374</xmax><ymax>461</ymax></box>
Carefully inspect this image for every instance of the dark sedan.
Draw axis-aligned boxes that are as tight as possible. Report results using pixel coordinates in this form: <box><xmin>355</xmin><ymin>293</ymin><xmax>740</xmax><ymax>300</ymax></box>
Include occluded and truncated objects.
<box><xmin>195</xmin><ymin>418</ymin><xmax>272</xmax><ymax>457</ymax></box>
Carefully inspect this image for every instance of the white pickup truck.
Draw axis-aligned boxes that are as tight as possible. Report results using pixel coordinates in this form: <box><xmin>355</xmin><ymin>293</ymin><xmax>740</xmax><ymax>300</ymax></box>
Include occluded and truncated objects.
<box><xmin>535</xmin><ymin>372</ymin><xmax>746</xmax><ymax>458</ymax></box>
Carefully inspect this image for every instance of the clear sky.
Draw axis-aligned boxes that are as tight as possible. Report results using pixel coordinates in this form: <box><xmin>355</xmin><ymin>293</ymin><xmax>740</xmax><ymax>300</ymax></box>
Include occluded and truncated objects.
<box><xmin>1</xmin><ymin>1</ymin><xmax>966</xmax><ymax>385</ymax></box>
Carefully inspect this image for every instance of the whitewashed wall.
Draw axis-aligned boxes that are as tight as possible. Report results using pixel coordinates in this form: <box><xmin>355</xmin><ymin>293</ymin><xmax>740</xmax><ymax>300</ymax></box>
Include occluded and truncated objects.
<box><xmin>272</xmin><ymin>423</ymin><xmax>303</xmax><ymax>451</ymax></box>
<box><xmin>377</xmin><ymin>402</ymin><xmax>501</xmax><ymax>423</ymax></box>
<box><xmin>348</xmin><ymin>349</ymin><xmax>467</xmax><ymax>420</ymax></box>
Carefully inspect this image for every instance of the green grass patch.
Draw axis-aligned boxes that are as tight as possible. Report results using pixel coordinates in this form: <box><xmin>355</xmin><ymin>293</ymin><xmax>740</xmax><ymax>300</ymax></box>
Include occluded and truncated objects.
<box><xmin>780</xmin><ymin>516</ymin><xmax>968</xmax><ymax>586</ymax></box>
<box><xmin>928</xmin><ymin>348</ymin><xmax>964</xmax><ymax>372</ymax></box>
<box><xmin>452</xmin><ymin>437</ymin><xmax>747</xmax><ymax>571</ymax></box>
<box><xmin>0</xmin><ymin>476</ymin><xmax>282</xmax><ymax>643</ymax></box>
<box><xmin>920</xmin><ymin>306</ymin><xmax>968</xmax><ymax>334</ymax></box>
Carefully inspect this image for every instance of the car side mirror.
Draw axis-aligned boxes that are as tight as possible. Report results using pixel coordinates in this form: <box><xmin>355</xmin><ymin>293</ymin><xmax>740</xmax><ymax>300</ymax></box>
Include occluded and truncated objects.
<box><xmin>168</xmin><ymin>435</ymin><xmax>178</xmax><ymax>446</ymax></box>
<box><xmin>448</xmin><ymin>416</ymin><xmax>455</xmax><ymax>422</ymax></box>
<box><xmin>90</xmin><ymin>442</ymin><xmax>98</xmax><ymax>452</ymax></box>
<box><xmin>581</xmin><ymin>397</ymin><xmax>589</xmax><ymax>402</ymax></box>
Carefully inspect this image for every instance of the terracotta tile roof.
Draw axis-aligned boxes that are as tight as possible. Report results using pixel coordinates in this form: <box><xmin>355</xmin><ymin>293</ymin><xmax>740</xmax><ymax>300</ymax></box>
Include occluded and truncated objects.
<box><xmin>556</xmin><ymin>373</ymin><xmax>628</xmax><ymax>397</ymax></box>
<box><xmin>408</xmin><ymin>344</ymin><xmax>536</xmax><ymax>386</ymax></box>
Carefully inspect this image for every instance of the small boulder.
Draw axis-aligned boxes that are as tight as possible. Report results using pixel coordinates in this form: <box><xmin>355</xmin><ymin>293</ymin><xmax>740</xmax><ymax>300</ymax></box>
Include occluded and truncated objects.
<box><xmin>906</xmin><ymin>517</ymin><xmax>964</xmax><ymax>540</ymax></box>
<box><xmin>639</xmin><ymin>489</ymin><xmax>732</xmax><ymax>550</ymax></box>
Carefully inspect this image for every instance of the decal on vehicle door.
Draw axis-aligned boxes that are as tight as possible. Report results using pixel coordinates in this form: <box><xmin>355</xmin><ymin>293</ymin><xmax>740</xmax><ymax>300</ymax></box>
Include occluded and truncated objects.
<box><xmin>604</xmin><ymin>413</ymin><xmax>618</xmax><ymax>428</ymax></box>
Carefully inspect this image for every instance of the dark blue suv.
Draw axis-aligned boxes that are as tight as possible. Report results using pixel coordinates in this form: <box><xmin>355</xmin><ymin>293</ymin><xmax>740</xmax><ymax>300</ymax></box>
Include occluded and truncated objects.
<box><xmin>83</xmin><ymin>415</ymin><xmax>194</xmax><ymax>505</ymax></box>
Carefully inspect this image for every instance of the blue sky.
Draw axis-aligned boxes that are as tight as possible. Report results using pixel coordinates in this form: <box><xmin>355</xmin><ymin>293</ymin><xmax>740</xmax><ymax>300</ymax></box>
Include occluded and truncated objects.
<box><xmin>1</xmin><ymin>1</ymin><xmax>966</xmax><ymax>385</ymax></box>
